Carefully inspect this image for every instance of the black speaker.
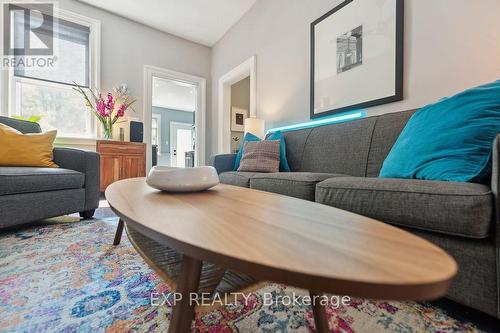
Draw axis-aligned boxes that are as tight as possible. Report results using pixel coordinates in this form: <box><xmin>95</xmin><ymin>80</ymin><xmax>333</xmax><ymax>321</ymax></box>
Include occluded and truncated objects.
<box><xmin>130</xmin><ymin>121</ymin><xmax>143</xmax><ymax>143</ymax></box>
<box><xmin>152</xmin><ymin>145</ymin><xmax>158</xmax><ymax>166</ymax></box>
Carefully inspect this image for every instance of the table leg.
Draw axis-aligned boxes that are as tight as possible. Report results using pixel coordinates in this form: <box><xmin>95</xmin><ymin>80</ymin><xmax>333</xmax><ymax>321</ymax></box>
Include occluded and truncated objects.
<box><xmin>310</xmin><ymin>290</ymin><xmax>329</xmax><ymax>333</ymax></box>
<box><xmin>169</xmin><ymin>255</ymin><xmax>202</xmax><ymax>333</ymax></box>
<box><xmin>113</xmin><ymin>219</ymin><xmax>125</xmax><ymax>245</ymax></box>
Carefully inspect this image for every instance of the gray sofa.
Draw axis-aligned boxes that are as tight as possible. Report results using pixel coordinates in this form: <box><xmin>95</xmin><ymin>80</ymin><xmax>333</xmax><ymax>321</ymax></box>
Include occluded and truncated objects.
<box><xmin>211</xmin><ymin>109</ymin><xmax>500</xmax><ymax>319</ymax></box>
<box><xmin>0</xmin><ymin>117</ymin><xmax>100</xmax><ymax>229</ymax></box>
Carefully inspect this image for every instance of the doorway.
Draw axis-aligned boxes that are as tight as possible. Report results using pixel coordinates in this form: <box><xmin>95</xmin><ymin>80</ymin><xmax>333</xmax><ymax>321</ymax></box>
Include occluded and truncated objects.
<box><xmin>218</xmin><ymin>56</ymin><xmax>257</xmax><ymax>153</ymax></box>
<box><xmin>229</xmin><ymin>77</ymin><xmax>250</xmax><ymax>153</ymax></box>
<box><xmin>144</xmin><ymin>65</ymin><xmax>206</xmax><ymax>170</ymax></box>
<box><xmin>150</xmin><ymin>76</ymin><xmax>195</xmax><ymax>168</ymax></box>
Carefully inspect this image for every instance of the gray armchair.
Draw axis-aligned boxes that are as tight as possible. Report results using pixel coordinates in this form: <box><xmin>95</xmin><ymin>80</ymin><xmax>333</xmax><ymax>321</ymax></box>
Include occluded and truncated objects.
<box><xmin>0</xmin><ymin>116</ymin><xmax>99</xmax><ymax>229</ymax></box>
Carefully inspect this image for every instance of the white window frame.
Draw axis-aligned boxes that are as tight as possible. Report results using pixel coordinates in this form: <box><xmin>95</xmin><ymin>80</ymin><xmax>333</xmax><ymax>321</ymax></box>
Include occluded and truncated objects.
<box><xmin>152</xmin><ymin>113</ymin><xmax>161</xmax><ymax>153</ymax></box>
<box><xmin>0</xmin><ymin>7</ymin><xmax>101</xmax><ymax>145</ymax></box>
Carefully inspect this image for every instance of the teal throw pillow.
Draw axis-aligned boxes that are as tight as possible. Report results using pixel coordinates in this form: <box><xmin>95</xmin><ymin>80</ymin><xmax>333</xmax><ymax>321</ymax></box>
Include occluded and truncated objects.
<box><xmin>267</xmin><ymin>131</ymin><xmax>291</xmax><ymax>172</ymax></box>
<box><xmin>233</xmin><ymin>133</ymin><xmax>261</xmax><ymax>171</ymax></box>
<box><xmin>379</xmin><ymin>80</ymin><xmax>500</xmax><ymax>182</ymax></box>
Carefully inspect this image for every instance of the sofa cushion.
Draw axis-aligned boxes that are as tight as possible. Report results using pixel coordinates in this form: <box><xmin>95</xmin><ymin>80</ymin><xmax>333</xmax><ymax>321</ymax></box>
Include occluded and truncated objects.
<box><xmin>298</xmin><ymin>117</ymin><xmax>377</xmax><ymax>176</ymax></box>
<box><xmin>365</xmin><ymin>110</ymin><xmax>415</xmax><ymax>177</ymax></box>
<box><xmin>219</xmin><ymin>171</ymin><xmax>262</xmax><ymax>188</ymax></box>
<box><xmin>267</xmin><ymin>131</ymin><xmax>291</xmax><ymax>172</ymax></box>
<box><xmin>0</xmin><ymin>116</ymin><xmax>41</xmax><ymax>134</ymax></box>
<box><xmin>281</xmin><ymin>129</ymin><xmax>311</xmax><ymax>172</ymax></box>
<box><xmin>316</xmin><ymin>177</ymin><xmax>493</xmax><ymax>239</ymax></box>
<box><xmin>0</xmin><ymin>167</ymin><xmax>85</xmax><ymax>196</ymax></box>
<box><xmin>250</xmin><ymin>172</ymin><xmax>346</xmax><ymax>201</ymax></box>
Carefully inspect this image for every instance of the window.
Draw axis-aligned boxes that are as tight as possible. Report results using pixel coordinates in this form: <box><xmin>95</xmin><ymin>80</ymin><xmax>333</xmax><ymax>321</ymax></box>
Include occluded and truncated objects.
<box><xmin>7</xmin><ymin>9</ymin><xmax>100</xmax><ymax>138</ymax></box>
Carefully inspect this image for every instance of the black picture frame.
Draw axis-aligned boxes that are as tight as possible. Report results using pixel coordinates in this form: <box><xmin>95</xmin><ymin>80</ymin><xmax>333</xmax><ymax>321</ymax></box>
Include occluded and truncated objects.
<box><xmin>310</xmin><ymin>0</ymin><xmax>404</xmax><ymax>119</ymax></box>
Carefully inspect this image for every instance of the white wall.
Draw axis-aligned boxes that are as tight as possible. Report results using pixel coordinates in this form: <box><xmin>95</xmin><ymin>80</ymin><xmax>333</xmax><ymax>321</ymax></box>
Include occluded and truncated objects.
<box><xmin>231</xmin><ymin>77</ymin><xmax>251</xmax><ymax>111</ymax></box>
<box><xmin>210</xmin><ymin>0</ymin><xmax>500</xmax><ymax>156</ymax></box>
<box><xmin>55</xmin><ymin>0</ymin><xmax>211</xmax><ymax>152</ymax></box>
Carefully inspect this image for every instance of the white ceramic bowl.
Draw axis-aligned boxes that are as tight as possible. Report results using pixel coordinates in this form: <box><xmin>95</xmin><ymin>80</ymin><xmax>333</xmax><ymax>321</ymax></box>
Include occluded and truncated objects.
<box><xmin>146</xmin><ymin>166</ymin><xmax>219</xmax><ymax>192</ymax></box>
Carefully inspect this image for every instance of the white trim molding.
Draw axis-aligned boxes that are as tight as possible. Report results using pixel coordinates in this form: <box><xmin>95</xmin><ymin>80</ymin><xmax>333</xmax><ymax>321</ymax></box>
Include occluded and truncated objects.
<box><xmin>151</xmin><ymin>113</ymin><xmax>162</xmax><ymax>153</ymax></box>
<box><xmin>143</xmin><ymin>65</ymin><xmax>206</xmax><ymax>171</ymax></box>
<box><xmin>217</xmin><ymin>55</ymin><xmax>257</xmax><ymax>154</ymax></box>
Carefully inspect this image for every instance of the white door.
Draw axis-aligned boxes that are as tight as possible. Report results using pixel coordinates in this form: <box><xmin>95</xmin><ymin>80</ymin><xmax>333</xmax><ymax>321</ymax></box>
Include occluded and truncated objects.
<box><xmin>170</xmin><ymin>122</ymin><xmax>194</xmax><ymax>168</ymax></box>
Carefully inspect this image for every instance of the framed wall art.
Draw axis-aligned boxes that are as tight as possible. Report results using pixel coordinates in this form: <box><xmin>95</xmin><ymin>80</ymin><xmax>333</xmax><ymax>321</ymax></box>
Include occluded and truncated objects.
<box><xmin>231</xmin><ymin>107</ymin><xmax>248</xmax><ymax>132</ymax></box>
<box><xmin>310</xmin><ymin>0</ymin><xmax>404</xmax><ymax>118</ymax></box>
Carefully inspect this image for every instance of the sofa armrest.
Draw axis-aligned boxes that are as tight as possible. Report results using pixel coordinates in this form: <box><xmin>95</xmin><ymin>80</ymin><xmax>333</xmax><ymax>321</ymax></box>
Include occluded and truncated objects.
<box><xmin>492</xmin><ymin>134</ymin><xmax>500</xmax><ymax>318</ymax></box>
<box><xmin>209</xmin><ymin>153</ymin><xmax>236</xmax><ymax>174</ymax></box>
<box><xmin>492</xmin><ymin>134</ymin><xmax>500</xmax><ymax>231</ymax></box>
<box><xmin>53</xmin><ymin>147</ymin><xmax>100</xmax><ymax>211</ymax></box>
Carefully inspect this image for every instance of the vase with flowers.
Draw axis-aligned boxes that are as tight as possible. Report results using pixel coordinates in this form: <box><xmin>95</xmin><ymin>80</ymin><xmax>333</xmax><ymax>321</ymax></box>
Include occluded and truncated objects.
<box><xmin>73</xmin><ymin>84</ymin><xmax>136</xmax><ymax>140</ymax></box>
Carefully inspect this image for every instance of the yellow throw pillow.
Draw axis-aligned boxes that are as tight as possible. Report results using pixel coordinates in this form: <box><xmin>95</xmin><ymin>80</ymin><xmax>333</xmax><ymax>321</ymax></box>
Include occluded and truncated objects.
<box><xmin>0</xmin><ymin>123</ymin><xmax>58</xmax><ymax>168</ymax></box>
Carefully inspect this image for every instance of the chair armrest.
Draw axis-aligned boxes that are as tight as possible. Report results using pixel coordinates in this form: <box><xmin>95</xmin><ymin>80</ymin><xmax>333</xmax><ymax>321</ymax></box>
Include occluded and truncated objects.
<box><xmin>209</xmin><ymin>153</ymin><xmax>236</xmax><ymax>174</ymax></box>
<box><xmin>53</xmin><ymin>147</ymin><xmax>100</xmax><ymax>211</ymax></box>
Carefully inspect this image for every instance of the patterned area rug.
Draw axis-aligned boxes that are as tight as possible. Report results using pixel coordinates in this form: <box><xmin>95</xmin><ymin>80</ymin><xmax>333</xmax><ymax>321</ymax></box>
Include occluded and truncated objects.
<box><xmin>0</xmin><ymin>219</ymin><xmax>483</xmax><ymax>333</ymax></box>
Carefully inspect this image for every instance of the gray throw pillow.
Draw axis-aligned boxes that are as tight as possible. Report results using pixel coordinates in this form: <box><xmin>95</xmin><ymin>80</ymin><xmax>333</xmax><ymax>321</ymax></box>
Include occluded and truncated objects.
<box><xmin>237</xmin><ymin>140</ymin><xmax>280</xmax><ymax>173</ymax></box>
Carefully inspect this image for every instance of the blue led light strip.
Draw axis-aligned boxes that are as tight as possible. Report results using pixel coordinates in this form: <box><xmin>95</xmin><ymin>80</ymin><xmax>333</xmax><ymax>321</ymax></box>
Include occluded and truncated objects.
<box><xmin>266</xmin><ymin>111</ymin><xmax>365</xmax><ymax>134</ymax></box>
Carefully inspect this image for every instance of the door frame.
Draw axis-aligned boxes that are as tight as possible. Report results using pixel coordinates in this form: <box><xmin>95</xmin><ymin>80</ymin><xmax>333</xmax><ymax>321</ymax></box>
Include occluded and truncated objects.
<box><xmin>143</xmin><ymin>65</ymin><xmax>206</xmax><ymax>171</ymax></box>
<box><xmin>151</xmin><ymin>113</ymin><xmax>162</xmax><ymax>153</ymax></box>
<box><xmin>217</xmin><ymin>55</ymin><xmax>257</xmax><ymax>153</ymax></box>
<box><xmin>170</xmin><ymin>121</ymin><xmax>194</xmax><ymax>167</ymax></box>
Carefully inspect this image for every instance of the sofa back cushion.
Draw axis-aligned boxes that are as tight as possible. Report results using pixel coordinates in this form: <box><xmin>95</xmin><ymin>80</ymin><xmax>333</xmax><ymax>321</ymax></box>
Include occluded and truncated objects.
<box><xmin>365</xmin><ymin>110</ymin><xmax>416</xmax><ymax>177</ymax></box>
<box><xmin>281</xmin><ymin>128</ymin><xmax>312</xmax><ymax>172</ymax></box>
<box><xmin>0</xmin><ymin>116</ymin><xmax>42</xmax><ymax>134</ymax></box>
<box><xmin>282</xmin><ymin>110</ymin><xmax>415</xmax><ymax>176</ymax></box>
<box><xmin>300</xmin><ymin>117</ymin><xmax>377</xmax><ymax>176</ymax></box>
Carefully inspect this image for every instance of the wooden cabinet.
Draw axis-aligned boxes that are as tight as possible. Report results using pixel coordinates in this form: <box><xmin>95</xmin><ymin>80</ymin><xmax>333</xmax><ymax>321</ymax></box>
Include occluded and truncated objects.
<box><xmin>97</xmin><ymin>140</ymin><xmax>146</xmax><ymax>192</ymax></box>
<box><xmin>100</xmin><ymin>154</ymin><xmax>121</xmax><ymax>190</ymax></box>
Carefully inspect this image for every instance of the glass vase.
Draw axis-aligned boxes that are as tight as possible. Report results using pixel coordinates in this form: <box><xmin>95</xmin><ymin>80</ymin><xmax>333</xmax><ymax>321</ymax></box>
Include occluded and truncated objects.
<box><xmin>102</xmin><ymin>126</ymin><xmax>113</xmax><ymax>140</ymax></box>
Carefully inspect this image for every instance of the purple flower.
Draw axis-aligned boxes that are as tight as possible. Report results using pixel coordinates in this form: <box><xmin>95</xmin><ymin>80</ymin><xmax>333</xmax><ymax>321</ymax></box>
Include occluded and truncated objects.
<box><xmin>96</xmin><ymin>98</ymin><xmax>107</xmax><ymax>117</ymax></box>
<box><xmin>106</xmin><ymin>93</ymin><xmax>115</xmax><ymax>112</ymax></box>
<box><xmin>117</xmin><ymin>104</ymin><xmax>126</xmax><ymax>117</ymax></box>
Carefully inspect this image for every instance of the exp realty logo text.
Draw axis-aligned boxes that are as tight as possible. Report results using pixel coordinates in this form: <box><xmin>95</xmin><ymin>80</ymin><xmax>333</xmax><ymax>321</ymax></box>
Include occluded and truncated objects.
<box><xmin>2</xmin><ymin>1</ymin><xmax>57</xmax><ymax>69</ymax></box>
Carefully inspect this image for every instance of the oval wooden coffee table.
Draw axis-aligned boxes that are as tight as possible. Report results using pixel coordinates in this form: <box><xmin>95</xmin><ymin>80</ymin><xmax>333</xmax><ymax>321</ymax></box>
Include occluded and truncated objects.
<box><xmin>106</xmin><ymin>177</ymin><xmax>457</xmax><ymax>333</ymax></box>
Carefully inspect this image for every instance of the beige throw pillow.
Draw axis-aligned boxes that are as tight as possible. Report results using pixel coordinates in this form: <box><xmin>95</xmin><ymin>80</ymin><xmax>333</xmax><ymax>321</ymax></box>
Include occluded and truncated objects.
<box><xmin>237</xmin><ymin>140</ymin><xmax>280</xmax><ymax>173</ymax></box>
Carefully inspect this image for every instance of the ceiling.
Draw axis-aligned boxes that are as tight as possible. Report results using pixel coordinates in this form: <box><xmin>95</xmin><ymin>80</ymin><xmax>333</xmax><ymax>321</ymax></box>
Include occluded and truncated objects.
<box><xmin>152</xmin><ymin>77</ymin><xmax>196</xmax><ymax>111</ymax></box>
<box><xmin>77</xmin><ymin>0</ymin><xmax>257</xmax><ymax>46</ymax></box>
